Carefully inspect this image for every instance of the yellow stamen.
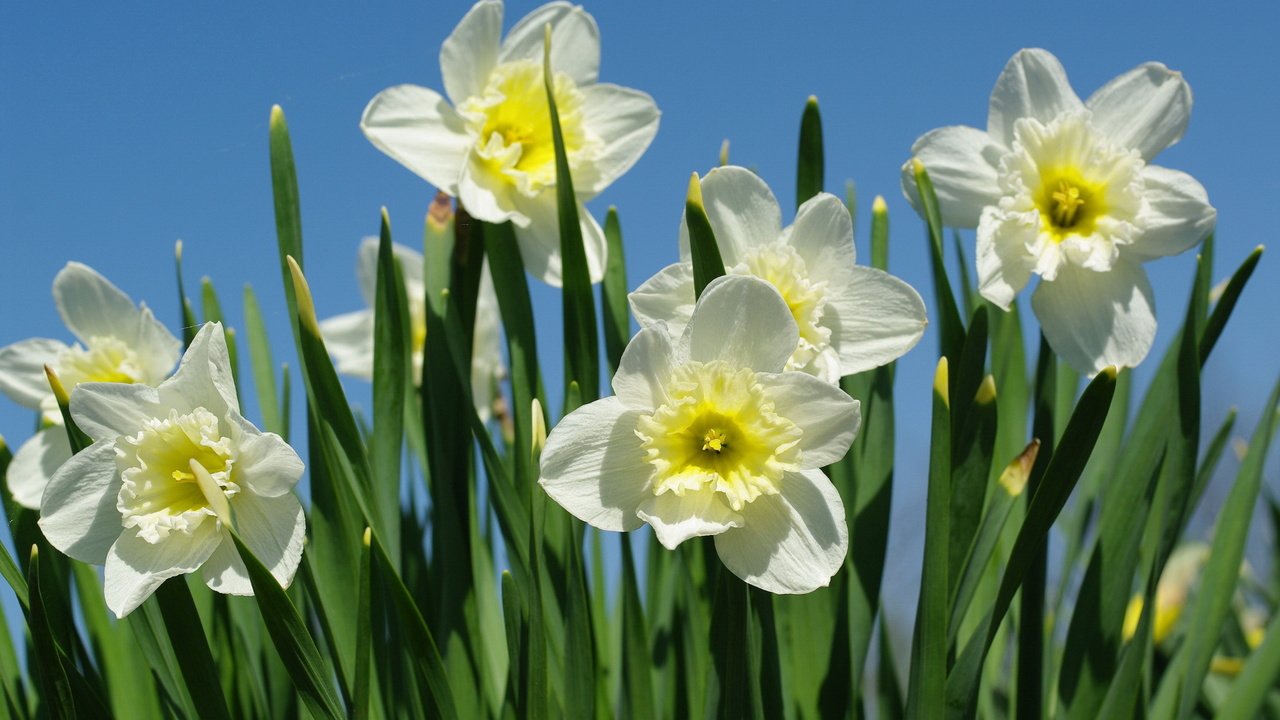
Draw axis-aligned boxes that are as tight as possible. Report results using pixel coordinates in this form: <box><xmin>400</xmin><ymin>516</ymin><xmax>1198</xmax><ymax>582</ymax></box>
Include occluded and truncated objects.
<box><xmin>702</xmin><ymin>428</ymin><xmax>728</xmax><ymax>453</ymax></box>
<box><xmin>1051</xmin><ymin>180</ymin><xmax>1085</xmax><ymax>228</ymax></box>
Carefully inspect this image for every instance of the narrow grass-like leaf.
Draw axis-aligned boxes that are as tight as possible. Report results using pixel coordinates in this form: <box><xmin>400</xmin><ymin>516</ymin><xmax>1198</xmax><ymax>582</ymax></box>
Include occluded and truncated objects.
<box><xmin>1018</xmin><ymin>334</ymin><xmax>1057</xmax><ymax>720</ymax></box>
<box><xmin>543</xmin><ymin>27</ymin><xmax>599</xmax><ymax>403</ymax></box>
<box><xmin>269</xmin><ymin>105</ymin><xmax>304</xmax><ymax>357</ymax></box>
<box><xmin>907</xmin><ymin>358</ymin><xmax>951</xmax><ymax>720</ymax></box>
<box><xmin>354</xmin><ymin>529</ymin><xmax>373</xmax><ymax>720</ymax></box>
<box><xmin>229</xmin><ymin>530</ymin><xmax>344</xmax><ymax>720</ymax></box>
<box><xmin>911</xmin><ymin>160</ymin><xmax>965</xmax><ymax>365</ymax></box>
<box><xmin>709</xmin><ymin>561</ymin><xmax>753</xmax><ymax>719</ymax></box>
<box><xmin>947</xmin><ymin>367</ymin><xmax>1116</xmax><ymax>717</ymax></box>
<box><xmin>1176</xmin><ymin>374</ymin><xmax>1280</xmax><ymax>719</ymax></box>
<box><xmin>44</xmin><ymin>367</ymin><xmax>90</xmax><ymax>453</ymax></box>
<box><xmin>371</xmin><ymin>208</ymin><xmax>407</xmax><ymax>563</ymax></box>
<box><xmin>601</xmin><ymin>207</ymin><xmax>630</xmax><ymax>376</ymax></box>
<box><xmin>1190</xmin><ymin>408</ymin><xmax>1237</xmax><ymax>514</ymax></box>
<box><xmin>686</xmin><ymin>173</ymin><xmax>725</xmax><ymax>299</ymax></box>
<box><xmin>619</xmin><ymin>537</ymin><xmax>654</xmax><ymax>719</ymax></box>
<box><xmin>153</xmin><ymin>579</ymin><xmax>233</xmax><ymax>720</ymax></box>
<box><xmin>870</xmin><ymin>195</ymin><xmax>888</xmax><ymax>270</ymax></box>
<box><xmin>27</xmin><ymin>547</ymin><xmax>75</xmax><ymax>720</ymax></box>
<box><xmin>1214</xmin><ymin>607</ymin><xmax>1280</xmax><ymax>719</ymax></box>
<box><xmin>71</xmin><ymin>563</ymin><xmax>163</xmax><ymax>720</ymax></box>
<box><xmin>1200</xmin><ymin>245</ymin><xmax>1262</xmax><ymax>365</ymax></box>
<box><xmin>242</xmin><ymin>284</ymin><xmax>283</xmax><ymax>436</ymax></box>
<box><xmin>174</xmin><ymin>241</ymin><xmax>199</xmax><ymax>346</ymax></box>
<box><xmin>796</xmin><ymin>95</ymin><xmax>823</xmax><ymax>208</ymax></box>
<box><xmin>879</xmin><ymin>618</ymin><xmax>905</xmax><ymax>720</ymax></box>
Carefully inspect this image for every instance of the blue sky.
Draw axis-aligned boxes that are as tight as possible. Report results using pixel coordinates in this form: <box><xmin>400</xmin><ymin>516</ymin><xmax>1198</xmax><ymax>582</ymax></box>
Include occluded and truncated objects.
<box><xmin>2</xmin><ymin>1</ymin><xmax>1278</xmax><ymax>637</ymax></box>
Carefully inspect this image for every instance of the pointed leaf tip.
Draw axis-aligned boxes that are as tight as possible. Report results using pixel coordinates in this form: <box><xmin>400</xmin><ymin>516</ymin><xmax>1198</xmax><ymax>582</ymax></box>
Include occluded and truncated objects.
<box><xmin>362</xmin><ymin>527</ymin><xmax>372</xmax><ymax>547</ymax></box>
<box><xmin>933</xmin><ymin>356</ymin><xmax>950</xmax><ymax>406</ymax></box>
<box><xmin>687</xmin><ymin>172</ymin><xmax>704</xmax><ymax>209</ymax></box>
<box><xmin>43</xmin><ymin>365</ymin><xmax>70</xmax><ymax>408</ymax></box>
<box><xmin>976</xmin><ymin>374</ymin><xmax>997</xmax><ymax>405</ymax></box>
<box><xmin>270</xmin><ymin>104</ymin><xmax>286</xmax><ymax>127</ymax></box>
<box><xmin>873</xmin><ymin>195</ymin><xmax>888</xmax><ymax>214</ymax></box>
<box><xmin>285</xmin><ymin>256</ymin><xmax>321</xmax><ymax>337</ymax></box>
<box><xmin>999</xmin><ymin>439</ymin><xmax>1041</xmax><ymax>497</ymax></box>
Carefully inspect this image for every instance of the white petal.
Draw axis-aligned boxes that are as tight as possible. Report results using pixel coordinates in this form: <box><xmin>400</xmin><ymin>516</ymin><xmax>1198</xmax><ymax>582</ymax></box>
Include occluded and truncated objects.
<box><xmin>0</xmin><ymin>338</ymin><xmax>66</xmax><ymax>409</ymax></box>
<box><xmin>319</xmin><ymin>310</ymin><xmax>374</xmax><ymax>380</ymax></box>
<box><xmin>71</xmin><ymin>382</ymin><xmax>163</xmax><ymax>441</ymax></box>
<box><xmin>104</xmin><ymin>523</ymin><xmax>221</xmax><ymax>618</ymax></box>
<box><xmin>202</xmin><ymin>491</ymin><xmax>307</xmax><ymax>595</ymax></box>
<box><xmin>38</xmin><ymin>440</ymin><xmax>122</xmax><ymax>565</ymax></box>
<box><xmin>159</xmin><ymin>323</ymin><xmax>238</xmax><ymax>419</ymax></box>
<box><xmin>1086</xmin><ymin>62</ymin><xmax>1192</xmax><ymax>160</ymax></box>
<box><xmin>1128</xmin><ymin>166</ymin><xmax>1216</xmax><ymax>262</ymax></box>
<box><xmin>53</xmin><ymin>263</ymin><xmax>142</xmax><ymax>346</ymax></box>
<box><xmin>440</xmin><ymin>0</ymin><xmax>503</xmax><ymax>105</ymax></box>
<box><xmin>680</xmin><ymin>166</ymin><xmax>783</xmax><ymax>265</ymax></box>
<box><xmin>976</xmin><ymin>207</ymin><xmax>1037</xmax><ymax>310</ymax></box>
<box><xmin>233</xmin><ymin>426</ymin><xmax>304</xmax><ymax>498</ymax></box>
<box><xmin>682</xmin><ymin>275</ymin><xmax>798</xmax><ymax>373</ymax></box>
<box><xmin>758</xmin><ymin>373</ymin><xmax>860</xmax><ymax>468</ymax></box>
<box><xmin>987</xmin><ymin>49</ymin><xmax>1084</xmax><ymax>148</ymax></box>
<box><xmin>499</xmin><ymin>2</ymin><xmax>600</xmax><ymax>86</ymax></box>
<box><xmin>539</xmin><ymin>397</ymin><xmax>654</xmax><ymax>532</ymax></box>
<box><xmin>823</xmin><ymin>265</ymin><xmax>929</xmax><ymax>375</ymax></box>
<box><xmin>8</xmin><ymin>427</ymin><xmax>72</xmax><ymax>510</ymax></box>
<box><xmin>458</xmin><ymin>156</ymin><xmax>521</xmax><ymax>225</ymax></box>
<box><xmin>714</xmin><ymin>467</ymin><xmax>848</xmax><ymax>594</ymax></box>
<box><xmin>132</xmin><ymin>305</ymin><xmax>182</xmax><ymax>384</ymax></box>
<box><xmin>785</xmin><ymin>192</ymin><xmax>857</xmax><ymax>281</ymax></box>
<box><xmin>611</xmin><ymin>324</ymin><xmax>676</xmax><ymax>412</ymax></box>
<box><xmin>578</xmin><ymin>83</ymin><xmax>660</xmax><ymax>194</ymax></box>
<box><xmin>1032</xmin><ymin>261</ymin><xmax>1156</xmax><ymax>377</ymax></box>
<box><xmin>361</xmin><ymin>85</ymin><xmax>472</xmax><ymax>194</ymax></box>
<box><xmin>902</xmin><ymin>126</ymin><xmax>1004</xmax><ymax>229</ymax></box>
<box><xmin>355</xmin><ymin>236</ymin><xmax>425</xmax><ymax>307</ymax></box>
<box><xmin>509</xmin><ymin>193</ymin><xmax>607</xmax><ymax>286</ymax></box>
<box><xmin>628</xmin><ymin>262</ymin><xmax>696</xmax><ymax>331</ymax></box>
<box><xmin>637</xmin><ymin>490</ymin><xmax>743</xmax><ymax>550</ymax></box>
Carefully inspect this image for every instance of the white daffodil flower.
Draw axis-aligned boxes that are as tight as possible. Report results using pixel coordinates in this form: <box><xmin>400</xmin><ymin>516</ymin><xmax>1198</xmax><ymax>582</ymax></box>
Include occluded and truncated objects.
<box><xmin>318</xmin><ymin>235</ymin><xmax>506</xmax><ymax>423</ymax></box>
<box><xmin>0</xmin><ymin>263</ymin><xmax>181</xmax><ymax>509</ymax></box>
<box><xmin>39</xmin><ymin>323</ymin><xmax>305</xmax><ymax>618</ymax></box>
<box><xmin>902</xmin><ymin>48</ymin><xmax>1216</xmax><ymax>376</ymax></box>
<box><xmin>630</xmin><ymin>166</ymin><xmax>927</xmax><ymax>384</ymax></box>
<box><xmin>360</xmin><ymin>0</ymin><xmax>660</xmax><ymax>287</ymax></box>
<box><xmin>541</xmin><ymin>275</ymin><xmax>858</xmax><ymax>594</ymax></box>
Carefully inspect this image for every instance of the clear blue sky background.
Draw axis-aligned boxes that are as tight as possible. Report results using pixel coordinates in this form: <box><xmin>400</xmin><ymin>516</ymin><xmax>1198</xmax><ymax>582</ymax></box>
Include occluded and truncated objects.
<box><xmin>2</xmin><ymin>1</ymin><xmax>1277</xmax><ymax>643</ymax></box>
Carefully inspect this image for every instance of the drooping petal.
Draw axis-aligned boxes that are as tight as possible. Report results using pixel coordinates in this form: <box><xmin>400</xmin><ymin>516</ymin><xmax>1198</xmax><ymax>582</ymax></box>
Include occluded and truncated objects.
<box><xmin>785</xmin><ymin>192</ymin><xmax>857</xmax><ymax>282</ymax></box>
<box><xmin>539</xmin><ymin>397</ymin><xmax>654</xmax><ymax>531</ymax></box>
<box><xmin>440</xmin><ymin>0</ymin><xmax>503</xmax><ymax>105</ymax></box>
<box><xmin>232</xmin><ymin>423</ymin><xmax>304</xmax><ymax>498</ymax></box>
<box><xmin>0</xmin><ymin>338</ymin><xmax>67</xmax><ymax>409</ymax></box>
<box><xmin>1086</xmin><ymin>62</ymin><xmax>1192</xmax><ymax>160</ymax></box>
<box><xmin>714</xmin><ymin>467</ymin><xmax>847</xmax><ymax>594</ymax></box>
<box><xmin>758</xmin><ymin>373</ymin><xmax>860</xmax><ymax>468</ymax></box>
<box><xmin>499</xmin><ymin>2</ymin><xmax>600</xmax><ymax>86</ymax></box>
<box><xmin>679</xmin><ymin>166</ymin><xmax>783</xmax><ymax>265</ymax></box>
<box><xmin>611</xmin><ymin>323</ymin><xmax>676</xmax><ymax>412</ymax></box>
<box><xmin>104</xmin><ymin>523</ymin><xmax>222</xmax><ymax>617</ymax></box>
<box><xmin>8</xmin><ymin>426</ymin><xmax>72</xmax><ymax>510</ymax></box>
<box><xmin>682</xmin><ymin>275</ymin><xmax>799</xmax><ymax>374</ymax></box>
<box><xmin>71</xmin><ymin>382</ymin><xmax>163</xmax><ymax>441</ymax></box>
<box><xmin>318</xmin><ymin>310</ymin><xmax>375</xmax><ymax>380</ymax></box>
<box><xmin>578</xmin><ymin>83</ymin><xmax>660</xmax><ymax>195</ymax></box>
<box><xmin>159</xmin><ymin>323</ymin><xmax>238</xmax><ymax>419</ymax></box>
<box><xmin>822</xmin><ymin>265</ymin><xmax>928</xmax><ymax>375</ymax></box>
<box><xmin>987</xmin><ymin>49</ymin><xmax>1084</xmax><ymax>148</ymax></box>
<box><xmin>976</xmin><ymin>207</ymin><xmax>1038</xmax><ymax>310</ymax></box>
<box><xmin>902</xmin><ymin>125</ymin><xmax>1005</xmax><ymax>228</ymax></box>
<box><xmin>628</xmin><ymin>262</ymin><xmax>696</xmax><ymax>331</ymax></box>
<box><xmin>201</xmin><ymin>491</ymin><xmax>306</xmax><ymax>595</ymax></box>
<box><xmin>1127</xmin><ymin>166</ymin><xmax>1216</xmax><ymax>261</ymax></box>
<box><xmin>509</xmin><ymin>192</ymin><xmax>607</xmax><ymax>286</ymax></box>
<box><xmin>38</xmin><ymin>440</ymin><xmax>124</xmax><ymax>565</ymax></box>
<box><xmin>637</xmin><ymin>490</ymin><xmax>744</xmax><ymax>550</ymax></box>
<box><xmin>53</xmin><ymin>263</ymin><xmax>142</xmax><ymax>346</ymax></box>
<box><xmin>361</xmin><ymin>85</ymin><xmax>473</xmax><ymax>194</ymax></box>
<box><xmin>1032</xmin><ymin>260</ymin><xmax>1157</xmax><ymax>376</ymax></box>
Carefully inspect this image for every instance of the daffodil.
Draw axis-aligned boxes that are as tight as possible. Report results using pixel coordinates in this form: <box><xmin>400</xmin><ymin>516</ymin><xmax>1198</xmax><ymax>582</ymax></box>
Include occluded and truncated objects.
<box><xmin>541</xmin><ymin>275</ymin><xmax>858</xmax><ymax>593</ymax></box>
<box><xmin>318</xmin><ymin>233</ymin><xmax>506</xmax><ymax>422</ymax></box>
<box><xmin>0</xmin><ymin>263</ymin><xmax>180</xmax><ymax>509</ymax></box>
<box><xmin>903</xmin><ymin>49</ymin><xmax>1216</xmax><ymax>375</ymax></box>
<box><xmin>360</xmin><ymin>0</ymin><xmax>660</xmax><ymax>286</ymax></box>
<box><xmin>629</xmin><ymin>166</ymin><xmax>927</xmax><ymax>384</ymax></box>
<box><xmin>39</xmin><ymin>323</ymin><xmax>305</xmax><ymax>618</ymax></box>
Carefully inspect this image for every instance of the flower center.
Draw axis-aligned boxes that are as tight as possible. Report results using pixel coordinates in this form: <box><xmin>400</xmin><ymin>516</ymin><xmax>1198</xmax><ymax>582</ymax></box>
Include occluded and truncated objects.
<box><xmin>735</xmin><ymin>243</ymin><xmax>831</xmax><ymax>371</ymax></box>
<box><xmin>56</xmin><ymin>337</ymin><xmax>143</xmax><ymax>386</ymax></box>
<box><xmin>635</xmin><ymin>361</ymin><xmax>802</xmax><ymax>511</ymax></box>
<box><xmin>116</xmin><ymin>407</ymin><xmax>239</xmax><ymax>543</ymax></box>
<box><xmin>459</xmin><ymin>60</ymin><xmax>598</xmax><ymax>195</ymax></box>
<box><xmin>1034</xmin><ymin>169</ymin><xmax>1107</xmax><ymax>240</ymax></box>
